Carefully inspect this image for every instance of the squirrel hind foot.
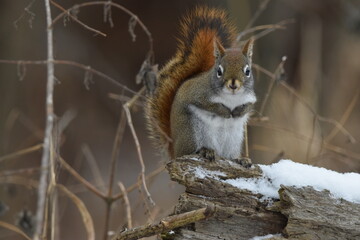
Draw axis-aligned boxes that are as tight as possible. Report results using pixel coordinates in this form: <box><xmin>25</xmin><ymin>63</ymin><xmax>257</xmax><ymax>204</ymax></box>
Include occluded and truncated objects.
<box><xmin>232</xmin><ymin>157</ymin><xmax>253</xmax><ymax>168</ymax></box>
<box><xmin>196</xmin><ymin>147</ymin><xmax>217</xmax><ymax>161</ymax></box>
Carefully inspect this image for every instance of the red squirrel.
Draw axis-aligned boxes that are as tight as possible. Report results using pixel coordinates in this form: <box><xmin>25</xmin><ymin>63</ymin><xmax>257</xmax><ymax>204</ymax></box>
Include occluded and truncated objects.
<box><xmin>146</xmin><ymin>7</ymin><xmax>256</xmax><ymax>161</ymax></box>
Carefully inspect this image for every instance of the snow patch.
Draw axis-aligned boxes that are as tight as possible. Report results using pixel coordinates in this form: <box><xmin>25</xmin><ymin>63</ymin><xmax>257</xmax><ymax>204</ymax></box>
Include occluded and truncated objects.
<box><xmin>192</xmin><ymin>166</ymin><xmax>226</xmax><ymax>180</ymax></box>
<box><xmin>249</xmin><ymin>233</ymin><xmax>282</xmax><ymax>240</ymax></box>
<box><xmin>225</xmin><ymin>159</ymin><xmax>360</xmax><ymax>204</ymax></box>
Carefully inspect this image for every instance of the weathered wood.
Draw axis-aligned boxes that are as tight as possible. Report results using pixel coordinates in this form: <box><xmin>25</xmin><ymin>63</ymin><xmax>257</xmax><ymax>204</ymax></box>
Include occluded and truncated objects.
<box><xmin>167</xmin><ymin>156</ymin><xmax>287</xmax><ymax>239</ymax></box>
<box><xmin>112</xmin><ymin>206</ymin><xmax>214</xmax><ymax>240</ymax></box>
<box><xmin>274</xmin><ymin>186</ymin><xmax>360</xmax><ymax>240</ymax></box>
<box><xmin>166</xmin><ymin>156</ymin><xmax>360</xmax><ymax>240</ymax></box>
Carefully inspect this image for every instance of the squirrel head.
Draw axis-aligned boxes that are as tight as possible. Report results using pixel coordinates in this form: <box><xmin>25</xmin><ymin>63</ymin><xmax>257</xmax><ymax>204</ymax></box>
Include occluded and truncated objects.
<box><xmin>211</xmin><ymin>38</ymin><xmax>254</xmax><ymax>95</ymax></box>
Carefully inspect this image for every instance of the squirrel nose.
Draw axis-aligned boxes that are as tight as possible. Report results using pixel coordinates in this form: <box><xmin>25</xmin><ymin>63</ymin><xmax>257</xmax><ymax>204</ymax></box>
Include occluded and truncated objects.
<box><xmin>229</xmin><ymin>83</ymin><xmax>237</xmax><ymax>90</ymax></box>
<box><xmin>228</xmin><ymin>79</ymin><xmax>240</xmax><ymax>90</ymax></box>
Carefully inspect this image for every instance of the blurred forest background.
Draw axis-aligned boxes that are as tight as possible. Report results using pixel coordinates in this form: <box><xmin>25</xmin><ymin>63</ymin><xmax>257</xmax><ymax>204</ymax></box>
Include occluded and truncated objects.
<box><xmin>0</xmin><ymin>0</ymin><xmax>359</xmax><ymax>239</ymax></box>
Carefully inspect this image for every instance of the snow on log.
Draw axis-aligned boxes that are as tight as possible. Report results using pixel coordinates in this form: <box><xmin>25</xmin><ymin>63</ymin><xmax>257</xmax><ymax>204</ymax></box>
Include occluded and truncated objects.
<box><xmin>166</xmin><ymin>156</ymin><xmax>360</xmax><ymax>240</ymax></box>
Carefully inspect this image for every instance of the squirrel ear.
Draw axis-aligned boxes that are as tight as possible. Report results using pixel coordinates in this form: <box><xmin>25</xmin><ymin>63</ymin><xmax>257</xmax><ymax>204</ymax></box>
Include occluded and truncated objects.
<box><xmin>242</xmin><ymin>38</ymin><xmax>254</xmax><ymax>64</ymax></box>
<box><xmin>213</xmin><ymin>39</ymin><xmax>225</xmax><ymax>60</ymax></box>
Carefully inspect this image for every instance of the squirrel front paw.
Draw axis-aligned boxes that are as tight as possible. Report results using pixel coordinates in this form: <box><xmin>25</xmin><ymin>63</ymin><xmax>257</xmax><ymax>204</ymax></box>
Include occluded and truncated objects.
<box><xmin>231</xmin><ymin>103</ymin><xmax>253</xmax><ymax>118</ymax></box>
<box><xmin>196</xmin><ymin>147</ymin><xmax>216</xmax><ymax>161</ymax></box>
<box><xmin>233</xmin><ymin>157</ymin><xmax>252</xmax><ymax>168</ymax></box>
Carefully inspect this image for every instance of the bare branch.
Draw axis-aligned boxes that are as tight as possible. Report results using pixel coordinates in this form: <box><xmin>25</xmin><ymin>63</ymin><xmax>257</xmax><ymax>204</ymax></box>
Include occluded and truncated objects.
<box><xmin>58</xmin><ymin>156</ymin><xmax>106</xmax><ymax>199</ymax></box>
<box><xmin>258</xmin><ymin>56</ymin><xmax>287</xmax><ymax>116</ymax></box>
<box><xmin>112</xmin><ymin>165</ymin><xmax>165</xmax><ymax>201</ymax></box>
<box><xmin>243</xmin><ymin>0</ymin><xmax>271</xmax><ymax>31</ymax></box>
<box><xmin>325</xmin><ymin>90</ymin><xmax>359</xmax><ymax>143</ymax></box>
<box><xmin>118</xmin><ymin>182</ymin><xmax>132</xmax><ymax>229</ymax></box>
<box><xmin>0</xmin><ymin>144</ymin><xmax>43</xmax><ymax>163</ymax></box>
<box><xmin>253</xmin><ymin>63</ymin><xmax>356</xmax><ymax>144</ymax></box>
<box><xmin>0</xmin><ymin>59</ymin><xmax>141</xmax><ymax>97</ymax></box>
<box><xmin>50</xmin><ymin>0</ymin><xmax>107</xmax><ymax>37</ymax></box>
<box><xmin>14</xmin><ymin>0</ymin><xmax>36</xmax><ymax>29</ymax></box>
<box><xmin>51</xmin><ymin>1</ymin><xmax>154</xmax><ymax>61</ymax></box>
<box><xmin>123</xmin><ymin>95</ymin><xmax>155</xmax><ymax>206</ymax></box>
<box><xmin>112</xmin><ymin>207</ymin><xmax>214</xmax><ymax>240</ymax></box>
<box><xmin>0</xmin><ymin>221</ymin><xmax>32</xmax><ymax>240</ymax></box>
<box><xmin>34</xmin><ymin>0</ymin><xmax>56</xmax><ymax>237</ymax></box>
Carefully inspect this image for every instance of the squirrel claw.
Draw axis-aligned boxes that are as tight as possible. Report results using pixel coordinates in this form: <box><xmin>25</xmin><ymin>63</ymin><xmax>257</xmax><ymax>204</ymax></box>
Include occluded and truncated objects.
<box><xmin>196</xmin><ymin>147</ymin><xmax>216</xmax><ymax>161</ymax></box>
<box><xmin>233</xmin><ymin>157</ymin><xmax>252</xmax><ymax>168</ymax></box>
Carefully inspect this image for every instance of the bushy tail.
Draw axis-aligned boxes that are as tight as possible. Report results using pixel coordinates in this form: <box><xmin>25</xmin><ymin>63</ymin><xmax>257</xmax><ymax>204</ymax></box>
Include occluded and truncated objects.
<box><xmin>146</xmin><ymin>6</ymin><xmax>237</xmax><ymax>158</ymax></box>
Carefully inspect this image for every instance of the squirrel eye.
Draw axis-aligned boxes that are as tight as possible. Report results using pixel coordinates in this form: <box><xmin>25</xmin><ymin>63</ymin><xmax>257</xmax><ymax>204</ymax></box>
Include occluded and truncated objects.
<box><xmin>243</xmin><ymin>65</ymin><xmax>251</xmax><ymax>77</ymax></box>
<box><xmin>217</xmin><ymin>65</ymin><xmax>224</xmax><ymax>78</ymax></box>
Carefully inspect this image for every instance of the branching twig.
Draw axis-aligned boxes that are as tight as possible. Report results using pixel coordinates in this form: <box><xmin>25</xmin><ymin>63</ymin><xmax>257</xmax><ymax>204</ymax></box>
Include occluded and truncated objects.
<box><xmin>0</xmin><ymin>221</ymin><xmax>32</xmax><ymax>240</ymax></box>
<box><xmin>13</xmin><ymin>0</ymin><xmax>36</xmax><ymax>29</ymax></box>
<box><xmin>325</xmin><ymin>90</ymin><xmax>359</xmax><ymax>143</ymax></box>
<box><xmin>82</xmin><ymin>144</ymin><xmax>107</xmax><ymax>191</ymax></box>
<box><xmin>51</xmin><ymin>1</ymin><xmax>154</xmax><ymax>61</ymax></box>
<box><xmin>0</xmin><ymin>59</ymin><xmax>141</xmax><ymax>96</ymax></box>
<box><xmin>258</xmin><ymin>56</ymin><xmax>287</xmax><ymax>116</ymax></box>
<box><xmin>123</xmin><ymin>89</ymin><xmax>154</xmax><ymax>206</ymax></box>
<box><xmin>59</xmin><ymin>156</ymin><xmax>106</xmax><ymax>199</ymax></box>
<box><xmin>0</xmin><ymin>144</ymin><xmax>43</xmax><ymax>163</ymax></box>
<box><xmin>112</xmin><ymin>166</ymin><xmax>165</xmax><ymax>201</ymax></box>
<box><xmin>34</xmin><ymin>0</ymin><xmax>55</xmax><ymax>238</ymax></box>
<box><xmin>253</xmin><ymin>63</ymin><xmax>356</xmax><ymax>144</ymax></box>
<box><xmin>237</xmin><ymin>19</ymin><xmax>293</xmax><ymax>42</ymax></box>
<box><xmin>112</xmin><ymin>206</ymin><xmax>214</xmax><ymax>240</ymax></box>
<box><xmin>243</xmin><ymin>0</ymin><xmax>271</xmax><ymax>32</ymax></box>
<box><xmin>103</xmin><ymin>108</ymin><xmax>127</xmax><ymax>240</ymax></box>
<box><xmin>50</xmin><ymin>0</ymin><xmax>107</xmax><ymax>37</ymax></box>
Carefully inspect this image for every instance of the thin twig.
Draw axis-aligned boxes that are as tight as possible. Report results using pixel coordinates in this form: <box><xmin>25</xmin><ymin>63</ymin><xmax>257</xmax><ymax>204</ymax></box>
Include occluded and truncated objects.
<box><xmin>0</xmin><ymin>144</ymin><xmax>43</xmax><ymax>163</ymax></box>
<box><xmin>118</xmin><ymin>182</ymin><xmax>132</xmax><ymax>229</ymax></box>
<box><xmin>51</xmin><ymin>1</ymin><xmax>154</xmax><ymax>60</ymax></box>
<box><xmin>82</xmin><ymin>144</ymin><xmax>107</xmax><ymax>191</ymax></box>
<box><xmin>34</xmin><ymin>0</ymin><xmax>55</xmax><ymax>238</ymax></box>
<box><xmin>243</xmin><ymin>0</ymin><xmax>271</xmax><ymax>31</ymax></box>
<box><xmin>50</xmin><ymin>0</ymin><xmax>107</xmax><ymax>37</ymax></box>
<box><xmin>58</xmin><ymin>156</ymin><xmax>106</xmax><ymax>199</ymax></box>
<box><xmin>258</xmin><ymin>56</ymin><xmax>287</xmax><ymax>115</ymax></box>
<box><xmin>102</xmin><ymin>108</ymin><xmax>127</xmax><ymax>240</ymax></box>
<box><xmin>0</xmin><ymin>221</ymin><xmax>32</xmax><ymax>240</ymax></box>
<box><xmin>123</xmin><ymin>102</ymin><xmax>155</xmax><ymax>206</ymax></box>
<box><xmin>253</xmin><ymin>63</ymin><xmax>356</xmax><ymax>143</ymax></box>
<box><xmin>13</xmin><ymin>0</ymin><xmax>36</xmax><ymax>29</ymax></box>
<box><xmin>112</xmin><ymin>165</ymin><xmax>165</xmax><ymax>201</ymax></box>
<box><xmin>306</xmin><ymin>116</ymin><xmax>318</xmax><ymax>163</ymax></box>
<box><xmin>112</xmin><ymin>206</ymin><xmax>214</xmax><ymax>240</ymax></box>
<box><xmin>249</xmin><ymin>120</ymin><xmax>360</xmax><ymax>160</ymax></box>
<box><xmin>325</xmin><ymin>90</ymin><xmax>359</xmax><ymax>143</ymax></box>
<box><xmin>252</xmin><ymin>19</ymin><xmax>295</xmax><ymax>41</ymax></box>
<box><xmin>0</xmin><ymin>167</ymin><xmax>41</xmax><ymax>177</ymax></box>
<box><xmin>0</xmin><ymin>59</ymin><xmax>141</xmax><ymax>96</ymax></box>
<box><xmin>243</xmin><ymin>123</ymin><xmax>249</xmax><ymax>158</ymax></box>
<box><xmin>237</xmin><ymin>19</ymin><xmax>293</xmax><ymax>42</ymax></box>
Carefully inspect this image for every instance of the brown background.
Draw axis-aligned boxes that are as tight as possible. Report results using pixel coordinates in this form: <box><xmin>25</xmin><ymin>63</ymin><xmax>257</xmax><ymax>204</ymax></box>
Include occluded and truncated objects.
<box><xmin>0</xmin><ymin>0</ymin><xmax>359</xmax><ymax>239</ymax></box>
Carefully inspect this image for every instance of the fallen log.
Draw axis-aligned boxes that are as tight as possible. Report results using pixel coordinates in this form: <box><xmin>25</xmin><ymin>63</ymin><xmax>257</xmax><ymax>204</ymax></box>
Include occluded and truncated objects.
<box><xmin>166</xmin><ymin>156</ymin><xmax>360</xmax><ymax>240</ymax></box>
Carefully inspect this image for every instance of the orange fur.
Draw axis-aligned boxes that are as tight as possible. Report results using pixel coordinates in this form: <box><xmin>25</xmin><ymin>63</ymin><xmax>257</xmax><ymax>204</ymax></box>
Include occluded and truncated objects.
<box><xmin>146</xmin><ymin>7</ymin><xmax>237</xmax><ymax>158</ymax></box>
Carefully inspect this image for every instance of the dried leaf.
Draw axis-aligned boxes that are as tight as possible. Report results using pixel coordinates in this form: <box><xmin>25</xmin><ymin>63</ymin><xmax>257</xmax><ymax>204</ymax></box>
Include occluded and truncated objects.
<box><xmin>16</xmin><ymin>210</ymin><xmax>35</xmax><ymax>236</ymax></box>
<box><xmin>17</xmin><ymin>62</ymin><xmax>26</xmax><ymax>81</ymax></box>
<box><xmin>57</xmin><ymin>184</ymin><xmax>95</xmax><ymax>240</ymax></box>
<box><xmin>84</xmin><ymin>67</ymin><xmax>94</xmax><ymax>90</ymax></box>
<box><xmin>128</xmin><ymin>16</ymin><xmax>138</xmax><ymax>42</ymax></box>
<box><xmin>136</xmin><ymin>59</ymin><xmax>158</xmax><ymax>95</ymax></box>
<box><xmin>103</xmin><ymin>3</ymin><xmax>114</xmax><ymax>28</ymax></box>
<box><xmin>0</xmin><ymin>221</ymin><xmax>32</xmax><ymax>240</ymax></box>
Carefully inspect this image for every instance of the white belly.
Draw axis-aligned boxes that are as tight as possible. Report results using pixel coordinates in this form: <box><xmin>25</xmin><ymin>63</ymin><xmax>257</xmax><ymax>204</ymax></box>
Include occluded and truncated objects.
<box><xmin>189</xmin><ymin>105</ymin><xmax>249</xmax><ymax>159</ymax></box>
